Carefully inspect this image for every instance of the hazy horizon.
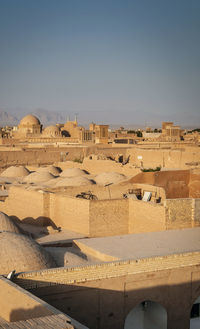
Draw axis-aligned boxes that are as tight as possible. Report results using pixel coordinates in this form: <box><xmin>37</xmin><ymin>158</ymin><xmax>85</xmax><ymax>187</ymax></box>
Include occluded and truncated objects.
<box><xmin>0</xmin><ymin>0</ymin><xmax>200</xmax><ymax>126</ymax></box>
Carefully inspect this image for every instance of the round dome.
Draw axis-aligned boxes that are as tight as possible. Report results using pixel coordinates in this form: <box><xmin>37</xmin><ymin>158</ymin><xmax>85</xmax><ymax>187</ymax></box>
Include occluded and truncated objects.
<box><xmin>0</xmin><ymin>232</ymin><xmax>56</xmax><ymax>274</ymax></box>
<box><xmin>43</xmin><ymin>125</ymin><xmax>60</xmax><ymax>136</ymax></box>
<box><xmin>23</xmin><ymin>171</ymin><xmax>56</xmax><ymax>183</ymax></box>
<box><xmin>19</xmin><ymin>114</ymin><xmax>41</xmax><ymax>126</ymax></box>
<box><xmin>36</xmin><ymin>165</ymin><xmax>61</xmax><ymax>176</ymax></box>
<box><xmin>1</xmin><ymin>166</ymin><xmax>30</xmax><ymax>178</ymax></box>
<box><xmin>60</xmin><ymin>168</ymin><xmax>88</xmax><ymax>178</ymax></box>
<box><xmin>95</xmin><ymin>172</ymin><xmax>127</xmax><ymax>185</ymax></box>
<box><xmin>0</xmin><ymin>212</ymin><xmax>21</xmax><ymax>234</ymax></box>
<box><xmin>55</xmin><ymin>176</ymin><xmax>94</xmax><ymax>187</ymax></box>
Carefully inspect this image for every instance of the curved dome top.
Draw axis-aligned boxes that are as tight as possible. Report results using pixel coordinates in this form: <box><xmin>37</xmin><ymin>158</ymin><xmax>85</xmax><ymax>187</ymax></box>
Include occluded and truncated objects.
<box><xmin>23</xmin><ymin>171</ymin><xmax>56</xmax><ymax>183</ymax></box>
<box><xmin>0</xmin><ymin>232</ymin><xmax>56</xmax><ymax>274</ymax></box>
<box><xmin>0</xmin><ymin>212</ymin><xmax>21</xmax><ymax>234</ymax></box>
<box><xmin>60</xmin><ymin>168</ymin><xmax>88</xmax><ymax>178</ymax></box>
<box><xmin>43</xmin><ymin>125</ymin><xmax>60</xmax><ymax>133</ymax></box>
<box><xmin>19</xmin><ymin>114</ymin><xmax>41</xmax><ymax>126</ymax></box>
<box><xmin>1</xmin><ymin>166</ymin><xmax>30</xmax><ymax>178</ymax></box>
<box><xmin>95</xmin><ymin>172</ymin><xmax>127</xmax><ymax>185</ymax></box>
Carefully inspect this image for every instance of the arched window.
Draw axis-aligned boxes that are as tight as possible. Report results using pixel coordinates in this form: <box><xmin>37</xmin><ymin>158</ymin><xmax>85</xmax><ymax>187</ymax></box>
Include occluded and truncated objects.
<box><xmin>124</xmin><ymin>300</ymin><xmax>167</xmax><ymax>329</ymax></box>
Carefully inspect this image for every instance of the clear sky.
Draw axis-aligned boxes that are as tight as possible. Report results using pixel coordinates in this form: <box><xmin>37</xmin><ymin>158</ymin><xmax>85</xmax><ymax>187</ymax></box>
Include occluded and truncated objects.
<box><xmin>0</xmin><ymin>0</ymin><xmax>200</xmax><ymax>126</ymax></box>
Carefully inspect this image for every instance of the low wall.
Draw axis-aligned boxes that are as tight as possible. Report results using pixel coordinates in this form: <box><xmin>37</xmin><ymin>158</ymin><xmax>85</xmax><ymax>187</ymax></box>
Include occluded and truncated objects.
<box><xmin>164</xmin><ymin>199</ymin><xmax>193</xmax><ymax>230</ymax></box>
<box><xmin>89</xmin><ymin>199</ymin><xmax>129</xmax><ymax>237</ymax></box>
<box><xmin>0</xmin><ymin>186</ymin><xmax>44</xmax><ymax>223</ymax></box>
<box><xmin>1</xmin><ymin>186</ymin><xmax>200</xmax><ymax>237</ymax></box>
<box><xmin>127</xmin><ymin>146</ymin><xmax>200</xmax><ymax>169</ymax></box>
<box><xmin>0</xmin><ymin>149</ymin><xmax>64</xmax><ymax>168</ymax></box>
<box><xmin>50</xmin><ymin>194</ymin><xmax>90</xmax><ymax>235</ymax></box>
<box><xmin>129</xmin><ymin>199</ymin><xmax>166</xmax><ymax>233</ymax></box>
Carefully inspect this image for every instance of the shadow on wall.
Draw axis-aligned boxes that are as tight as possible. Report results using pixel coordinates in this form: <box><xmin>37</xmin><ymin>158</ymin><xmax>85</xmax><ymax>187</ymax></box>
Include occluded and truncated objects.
<box><xmin>10</xmin><ymin>305</ymin><xmax>54</xmax><ymax>322</ymax></box>
<box><xmin>9</xmin><ymin>215</ymin><xmax>59</xmax><ymax>233</ymax></box>
<box><xmin>13</xmin><ymin>276</ymin><xmax>200</xmax><ymax>329</ymax></box>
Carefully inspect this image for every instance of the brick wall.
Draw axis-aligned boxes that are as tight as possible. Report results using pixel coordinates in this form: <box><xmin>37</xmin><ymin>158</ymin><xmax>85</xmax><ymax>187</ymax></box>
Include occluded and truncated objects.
<box><xmin>13</xmin><ymin>252</ymin><xmax>200</xmax><ymax>329</ymax></box>
<box><xmin>0</xmin><ymin>186</ymin><xmax>44</xmax><ymax>222</ymax></box>
<box><xmin>129</xmin><ymin>199</ymin><xmax>166</xmax><ymax>233</ymax></box>
<box><xmin>50</xmin><ymin>194</ymin><xmax>90</xmax><ymax>234</ymax></box>
<box><xmin>165</xmin><ymin>199</ymin><xmax>193</xmax><ymax>229</ymax></box>
<box><xmin>89</xmin><ymin>199</ymin><xmax>129</xmax><ymax>237</ymax></box>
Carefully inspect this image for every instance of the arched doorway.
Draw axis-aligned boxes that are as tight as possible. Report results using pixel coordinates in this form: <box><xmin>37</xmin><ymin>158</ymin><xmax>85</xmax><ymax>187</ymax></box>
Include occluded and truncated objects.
<box><xmin>124</xmin><ymin>300</ymin><xmax>167</xmax><ymax>329</ymax></box>
<box><xmin>190</xmin><ymin>296</ymin><xmax>200</xmax><ymax>328</ymax></box>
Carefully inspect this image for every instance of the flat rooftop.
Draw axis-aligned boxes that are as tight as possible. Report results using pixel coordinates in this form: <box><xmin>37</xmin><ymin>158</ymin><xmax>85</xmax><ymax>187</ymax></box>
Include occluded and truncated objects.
<box><xmin>74</xmin><ymin>227</ymin><xmax>200</xmax><ymax>261</ymax></box>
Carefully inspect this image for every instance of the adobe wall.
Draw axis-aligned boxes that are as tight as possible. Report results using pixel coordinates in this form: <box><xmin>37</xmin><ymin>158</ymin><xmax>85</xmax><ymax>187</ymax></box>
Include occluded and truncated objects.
<box><xmin>127</xmin><ymin>146</ymin><xmax>200</xmax><ymax>169</ymax></box>
<box><xmin>194</xmin><ymin>199</ymin><xmax>200</xmax><ymax>223</ymax></box>
<box><xmin>0</xmin><ymin>186</ymin><xmax>44</xmax><ymax>223</ymax></box>
<box><xmin>89</xmin><ymin>199</ymin><xmax>129</xmax><ymax>237</ymax></box>
<box><xmin>129</xmin><ymin>199</ymin><xmax>166</xmax><ymax>233</ymax></box>
<box><xmin>164</xmin><ymin>199</ymin><xmax>193</xmax><ymax>229</ymax></box>
<box><xmin>14</xmin><ymin>253</ymin><xmax>200</xmax><ymax>329</ymax></box>
<box><xmin>1</xmin><ymin>187</ymin><xmax>200</xmax><ymax>236</ymax></box>
<box><xmin>0</xmin><ymin>149</ymin><xmax>64</xmax><ymax>168</ymax></box>
<box><xmin>130</xmin><ymin>170</ymin><xmax>190</xmax><ymax>198</ymax></box>
<box><xmin>50</xmin><ymin>194</ymin><xmax>90</xmax><ymax>235</ymax></box>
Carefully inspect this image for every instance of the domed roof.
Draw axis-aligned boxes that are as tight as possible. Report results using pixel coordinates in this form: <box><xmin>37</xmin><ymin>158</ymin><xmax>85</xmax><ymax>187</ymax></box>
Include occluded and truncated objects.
<box><xmin>60</xmin><ymin>168</ymin><xmax>88</xmax><ymax>178</ymax></box>
<box><xmin>55</xmin><ymin>176</ymin><xmax>94</xmax><ymax>187</ymax></box>
<box><xmin>0</xmin><ymin>232</ymin><xmax>56</xmax><ymax>274</ymax></box>
<box><xmin>0</xmin><ymin>212</ymin><xmax>21</xmax><ymax>234</ymax></box>
<box><xmin>23</xmin><ymin>171</ymin><xmax>56</xmax><ymax>183</ymax></box>
<box><xmin>43</xmin><ymin>125</ymin><xmax>60</xmax><ymax>133</ymax></box>
<box><xmin>1</xmin><ymin>166</ymin><xmax>30</xmax><ymax>178</ymax></box>
<box><xmin>95</xmin><ymin>172</ymin><xmax>127</xmax><ymax>185</ymax></box>
<box><xmin>36</xmin><ymin>165</ymin><xmax>62</xmax><ymax>176</ymax></box>
<box><xmin>19</xmin><ymin>114</ymin><xmax>41</xmax><ymax>126</ymax></box>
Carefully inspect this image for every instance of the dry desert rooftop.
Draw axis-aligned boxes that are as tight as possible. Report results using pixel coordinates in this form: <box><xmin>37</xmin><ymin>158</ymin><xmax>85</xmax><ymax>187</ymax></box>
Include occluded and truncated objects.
<box><xmin>75</xmin><ymin>227</ymin><xmax>200</xmax><ymax>261</ymax></box>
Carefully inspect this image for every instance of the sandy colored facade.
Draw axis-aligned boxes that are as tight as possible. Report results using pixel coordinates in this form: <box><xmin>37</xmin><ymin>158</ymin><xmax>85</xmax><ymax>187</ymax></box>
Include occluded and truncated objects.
<box><xmin>1</xmin><ymin>185</ymin><xmax>200</xmax><ymax>237</ymax></box>
<box><xmin>1</xmin><ymin>117</ymin><xmax>200</xmax><ymax>329</ymax></box>
<box><xmin>12</xmin><ymin>248</ymin><xmax>200</xmax><ymax>329</ymax></box>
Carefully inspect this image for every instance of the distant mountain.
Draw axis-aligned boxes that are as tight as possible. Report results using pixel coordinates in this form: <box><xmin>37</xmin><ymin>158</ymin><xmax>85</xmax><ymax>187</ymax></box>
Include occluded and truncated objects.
<box><xmin>0</xmin><ymin>111</ymin><xmax>18</xmax><ymax>126</ymax></box>
<box><xmin>32</xmin><ymin>109</ymin><xmax>66</xmax><ymax>127</ymax></box>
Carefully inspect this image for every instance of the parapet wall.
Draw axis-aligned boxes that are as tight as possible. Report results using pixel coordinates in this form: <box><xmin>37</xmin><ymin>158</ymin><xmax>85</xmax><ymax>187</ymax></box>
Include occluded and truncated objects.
<box><xmin>1</xmin><ymin>186</ymin><xmax>200</xmax><ymax>237</ymax></box>
<box><xmin>164</xmin><ymin>198</ymin><xmax>200</xmax><ymax>229</ymax></box>
<box><xmin>129</xmin><ymin>199</ymin><xmax>166</xmax><ymax>233</ymax></box>
<box><xmin>50</xmin><ymin>194</ymin><xmax>90</xmax><ymax>235</ymax></box>
<box><xmin>89</xmin><ymin>199</ymin><xmax>129</xmax><ymax>237</ymax></box>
